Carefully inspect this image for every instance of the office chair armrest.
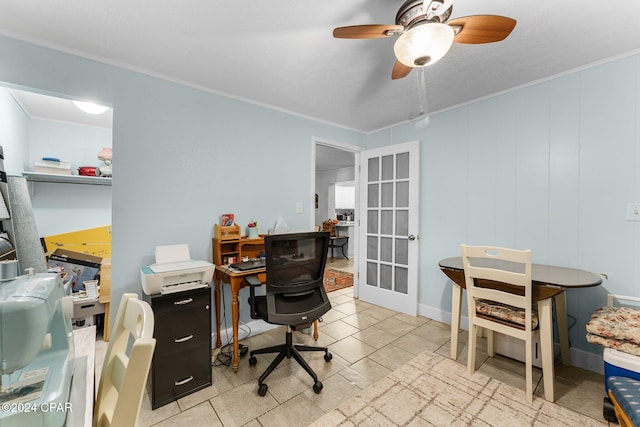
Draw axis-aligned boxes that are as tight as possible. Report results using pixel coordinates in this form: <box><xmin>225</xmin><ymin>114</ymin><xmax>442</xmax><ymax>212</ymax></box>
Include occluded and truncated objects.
<box><xmin>245</xmin><ymin>275</ymin><xmax>263</xmax><ymax>287</ymax></box>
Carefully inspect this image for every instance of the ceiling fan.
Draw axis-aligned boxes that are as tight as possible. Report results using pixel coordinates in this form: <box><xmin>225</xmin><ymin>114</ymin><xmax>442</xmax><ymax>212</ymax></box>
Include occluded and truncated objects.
<box><xmin>333</xmin><ymin>0</ymin><xmax>516</xmax><ymax>80</ymax></box>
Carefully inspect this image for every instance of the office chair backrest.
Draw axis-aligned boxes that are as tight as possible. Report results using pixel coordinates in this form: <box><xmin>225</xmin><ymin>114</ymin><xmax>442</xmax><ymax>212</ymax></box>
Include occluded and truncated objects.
<box><xmin>94</xmin><ymin>293</ymin><xmax>156</xmax><ymax>427</ymax></box>
<box><xmin>264</xmin><ymin>231</ymin><xmax>331</xmax><ymax>325</ymax></box>
<box><xmin>265</xmin><ymin>231</ymin><xmax>330</xmax><ymax>295</ymax></box>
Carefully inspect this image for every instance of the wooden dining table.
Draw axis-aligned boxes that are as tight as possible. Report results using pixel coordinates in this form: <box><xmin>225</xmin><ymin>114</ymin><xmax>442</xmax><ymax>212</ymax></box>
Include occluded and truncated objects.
<box><xmin>439</xmin><ymin>257</ymin><xmax>602</xmax><ymax>366</ymax></box>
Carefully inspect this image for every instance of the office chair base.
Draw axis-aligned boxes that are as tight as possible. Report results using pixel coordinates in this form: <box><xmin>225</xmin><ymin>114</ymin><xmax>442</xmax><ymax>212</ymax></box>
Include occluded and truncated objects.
<box><xmin>248</xmin><ymin>328</ymin><xmax>331</xmax><ymax>396</ymax></box>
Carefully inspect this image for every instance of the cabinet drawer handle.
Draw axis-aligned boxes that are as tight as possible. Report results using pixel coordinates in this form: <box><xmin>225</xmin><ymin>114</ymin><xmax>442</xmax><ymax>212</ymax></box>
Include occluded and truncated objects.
<box><xmin>173</xmin><ymin>298</ymin><xmax>193</xmax><ymax>305</ymax></box>
<box><xmin>174</xmin><ymin>334</ymin><xmax>194</xmax><ymax>343</ymax></box>
<box><xmin>175</xmin><ymin>376</ymin><xmax>194</xmax><ymax>386</ymax></box>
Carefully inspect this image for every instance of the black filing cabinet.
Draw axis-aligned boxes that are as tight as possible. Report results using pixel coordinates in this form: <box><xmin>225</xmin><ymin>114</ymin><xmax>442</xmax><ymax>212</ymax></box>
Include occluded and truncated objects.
<box><xmin>144</xmin><ymin>286</ymin><xmax>212</xmax><ymax>409</ymax></box>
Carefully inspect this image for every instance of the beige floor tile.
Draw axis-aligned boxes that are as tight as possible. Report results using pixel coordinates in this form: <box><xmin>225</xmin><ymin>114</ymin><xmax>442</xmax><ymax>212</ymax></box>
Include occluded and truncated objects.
<box><xmin>352</xmin><ymin>325</ymin><xmax>399</xmax><ymax>349</ymax></box>
<box><xmin>329</xmin><ymin>335</ymin><xmax>377</xmax><ymax>364</ymax></box>
<box><xmin>318</xmin><ymin>308</ymin><xmax>348</xmax><ymax>324</ymax></box>
<box><xmin>545</xmin><ymin>375</ymin><xmax>606</xmax><ymax>421</ymax></box>
<box><xmin>340</xmin><ymin>311</ymin><xmax>382</xmax><ymax>330</ymax></box>
<box><xmin>393</xmin><ymin>331</ymin><xmax>443</xmax><ymax>355</ymax></box>
<box><xmin>412</xmin><ymin>320</ymin><xmax>457</xmax><ymax>346</ymax></box>
<box><xmin>331</xmin><ymin>301</ymin><xmax>359</xmax><ymax>315</ymax></box>
<box><xmin>319</xmin><ymin>319</ymin><xmax>359</xmax><ymax>341</ymax></box>
<box><xmin>330</xmin><ymin>294</ymin><xmax>356</xmax><ymax>305</ymax></box>
<box><xmin>372</xmin><ymin>316</ymin><xmax>418</xmax><ymax>337</ymax></box>
<box><xmin>367</xmin><ymin>344</ymin><xmax>417</xmax><ymax>371</ymax></box>
<box><xmin>152</xmin><ymin>402</ymin><xmax>223</xmax><ymax>427</ymax></box>
<box><xmin>338</xmin><ymin>357</ymin><xmax>392</xmax><ymax>389</ymax></box>
<box><xmin>254</xmin><ymin>362</ymin><xmax>316</xmax><ymax>404</ymax></box>
<box><xmin>302</xmin><ymin>371</ymin><xmax>362</xmax><ymax>412</ymax></box>
<box><xmin>209</xmin><ymin>381</ymin><xmax>279</xmax><ymax>427</ymax></box>
<box><xmin>136</xmin><ymin>393</ymin><xmax>181</xmax><ymax>427</ymax></box>
<box><xmin>392</xmin><ymin>312</ymin><xmax>431</xmax><ymax>327</ymax></box>
<box><xmin>257</xmin><ymin>394</ymin><xmax>325</xmax><ymax>427</ymax></box>
<box><xmin>363</xmin><ymin>305</ymin><xmax>398</xmax><ymax>321</ymax></box>
<box><xmin>177</xmin><ymin>371</ymin><xmax>234</xmax><ymax>411</ymax></box>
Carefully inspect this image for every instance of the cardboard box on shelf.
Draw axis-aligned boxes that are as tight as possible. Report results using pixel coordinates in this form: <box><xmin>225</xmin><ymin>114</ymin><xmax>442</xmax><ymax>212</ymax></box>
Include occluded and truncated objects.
<box><xmin>47</xmin><ymin>248</ymin><xmax>103</xmax><ymax>293</ymax></box>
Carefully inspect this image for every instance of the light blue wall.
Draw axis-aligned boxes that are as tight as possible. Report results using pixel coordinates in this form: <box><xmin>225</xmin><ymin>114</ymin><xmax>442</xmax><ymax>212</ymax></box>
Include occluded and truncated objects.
<box><xmin>27</xmin><ymin>119</ymin><xmax>112</xmax><ymax>236</ymax></box>
<box><xmin>369</xmin><ymin>54</ymin><xmax>640</xmax><ymax>358</ymax></box>
<box><xmin>0</xmin><ymin>36</ymin><xmax>366</xmax><ymax>329</ymax></box>
<box><xmin>0</xmin><ymin>87</ymin><xmax>29</xmax><ymax>174</ymax></box>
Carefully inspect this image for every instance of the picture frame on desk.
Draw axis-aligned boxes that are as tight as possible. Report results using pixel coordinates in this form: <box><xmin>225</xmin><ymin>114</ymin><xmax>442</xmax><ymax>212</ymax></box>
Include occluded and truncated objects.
<box><xmin>221</xmin><ymin>213</ymin><xmax>235</xmax><ymax>226</ymax></box>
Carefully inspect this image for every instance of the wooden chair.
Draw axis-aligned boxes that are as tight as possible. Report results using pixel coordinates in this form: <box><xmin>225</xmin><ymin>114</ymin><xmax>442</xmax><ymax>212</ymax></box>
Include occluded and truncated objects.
<box><xmin>461</xmin><ymin>244</ymin><xmax>554</xmax><ymax>403</ymax></box>
<box><xmin>94</xmin><ymin>293</ymin><xmax>156</xmax><ymax>427</ymax></box>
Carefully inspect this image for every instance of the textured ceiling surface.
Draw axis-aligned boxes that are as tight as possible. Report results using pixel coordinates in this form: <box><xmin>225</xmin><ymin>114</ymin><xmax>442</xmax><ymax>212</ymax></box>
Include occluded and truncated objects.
<box><xmin>2</xmin><ymin>0</ymin><xmax>640</xmax><ymax>132</ymax></box>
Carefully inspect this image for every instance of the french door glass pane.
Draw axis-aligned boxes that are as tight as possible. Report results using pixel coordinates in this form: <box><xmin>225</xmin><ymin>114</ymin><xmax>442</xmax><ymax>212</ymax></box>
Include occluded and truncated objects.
<box><xmin>396</xmin><ymin>210</ymin><xmax>408</xmax><ymax>236</ymax></box>
<box><xmin>381</xmin><ymin>210</ymin><xmax>393</xmax><ymax>235</ymax></box>
<box><xmin>395</xmin><ymin>267</ymin><xmax>408</xmax><ymax>294</ymax></box>
<box><xmin>396</xmin><ymin>181</ymin><xmax>409</xmax><ymax>207</ymax></box>
<box><xmin>367</xmin><ymin>262</ymin><xmax>378</xmax><ymax>287</ymax></box>
<box><xmin>396</xmin><ymin>152</ymin><xmax>409</xmax><ymax>179</ymax></box>
<box><xmin>368</xmin><ymin>158</ymin><xmax>379</xmax><ymax>182</ymax></box>
<box><xmin>368</xmin><ymin>184</ymin><xmax>379</xmax><ymax>208</ymax></box>
<box><xmin>367</xmin><ymin>210</ymin><xmax>378</xmax><ymax>233</ymax></box>
<box><xmin>380</xmin><ymin>264</ymin><xmax>392</xmax><ymax>290</ymax></box>
<box><xmin>382</xmin><ymin>155</ymin><xmax>393</xmax><ymax>180</ymax></box>
<box><xmin>380</xmin><ymin>237</ymin><xmax>392</xmax><ymax>262</ymax></box>
<box><xmin>367</xmin><ymin>236</ymin><xmax>378</xmax><ymax>260</ymax></box>
<box><xmin>381</xmin><ymin>183</ymin><xmax>393</xmax><ymax>207</ymax></box>
<box><xmin>395</xmin><ymin>239</ymin><xmax>408</xmax><ymax>265</ymax></box>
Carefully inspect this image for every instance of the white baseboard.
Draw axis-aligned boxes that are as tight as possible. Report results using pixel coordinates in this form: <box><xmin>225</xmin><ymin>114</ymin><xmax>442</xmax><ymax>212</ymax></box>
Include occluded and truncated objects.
<box><xmin>417</xmin><ymin>302</ymin><xmax>604</xmax><ymax>374</ymax></box>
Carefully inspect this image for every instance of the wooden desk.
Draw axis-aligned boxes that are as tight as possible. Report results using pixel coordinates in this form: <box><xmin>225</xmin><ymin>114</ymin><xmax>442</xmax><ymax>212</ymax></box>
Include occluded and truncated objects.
<box><xmin>439</xmin><ymin>257</ymin><xmax>602</xmax><ymax>365</ymax></box>
<box><xmin>214</xmin><ymin>265</ymin><xmax>266</xmax><ymax>371</ymax></box>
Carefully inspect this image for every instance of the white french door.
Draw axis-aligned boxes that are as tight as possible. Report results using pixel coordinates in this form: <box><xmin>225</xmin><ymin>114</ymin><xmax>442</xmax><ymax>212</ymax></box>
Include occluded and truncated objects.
<box><xmin>358</xmin><ymin>140</ymin><xmax>420</xmax><ymax>316</ymax></box>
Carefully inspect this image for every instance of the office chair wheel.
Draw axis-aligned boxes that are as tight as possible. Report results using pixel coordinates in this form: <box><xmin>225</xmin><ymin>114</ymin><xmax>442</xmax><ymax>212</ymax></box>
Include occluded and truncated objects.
<box><xmin>249</xmin><ymin>356</ymin><xmax>257</xmax><ymax>366</ymax></box>
<box><xmin>313</xmin><ymin>381</ymin><xmax>323</xmax><ymax>394</ymax></box>
<box><xmin>324</xmin><ymin>352</ymin><xmax>332</xmax><ymax>362</ymax></box>
<box><xmin>258</xmin><ymin>383</ymin><xmax>268</xmax><ymax>396</ymax></box>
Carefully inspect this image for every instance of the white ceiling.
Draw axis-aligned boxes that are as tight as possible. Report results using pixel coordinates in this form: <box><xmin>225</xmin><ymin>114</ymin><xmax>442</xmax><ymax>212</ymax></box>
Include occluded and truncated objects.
<box><xmin>2</xmin><ymin>0</ymin><xmax>640</xmax><ymax>133</ymax></box>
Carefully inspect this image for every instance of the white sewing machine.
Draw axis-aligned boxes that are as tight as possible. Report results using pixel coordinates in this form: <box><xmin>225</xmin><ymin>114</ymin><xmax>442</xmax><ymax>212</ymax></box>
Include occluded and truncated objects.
<box><xmin>0</xmin><ymin>271</ymin><xmax>75</xmax><ymax>427</ymax></box>
<box><xmin>140</xmin><ymin>244</ymin><xmax>214</xmax><ymax>295</ymax></box>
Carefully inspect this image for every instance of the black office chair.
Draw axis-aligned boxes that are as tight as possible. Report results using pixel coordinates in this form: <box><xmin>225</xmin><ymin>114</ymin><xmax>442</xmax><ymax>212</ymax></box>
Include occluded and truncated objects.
<box><xmin>247</xmin><ymin>231</ymin><xmax>333</xmax><ymax>396</ymax></box>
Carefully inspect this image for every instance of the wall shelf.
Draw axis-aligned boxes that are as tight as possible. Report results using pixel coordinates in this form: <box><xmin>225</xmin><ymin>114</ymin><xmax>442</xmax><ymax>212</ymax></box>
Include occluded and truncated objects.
<box><xmin>23</xmin><ymin>171</ymin><xmax>112</xmax><ymax>186</ymax></box>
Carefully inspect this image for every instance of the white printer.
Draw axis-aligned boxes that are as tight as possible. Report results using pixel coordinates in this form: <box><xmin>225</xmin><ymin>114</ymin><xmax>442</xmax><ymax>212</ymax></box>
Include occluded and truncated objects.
<box><xmin>140</xmin><ymin>244</ymin><xmax>214</xmax><ymax>295</ymax></box>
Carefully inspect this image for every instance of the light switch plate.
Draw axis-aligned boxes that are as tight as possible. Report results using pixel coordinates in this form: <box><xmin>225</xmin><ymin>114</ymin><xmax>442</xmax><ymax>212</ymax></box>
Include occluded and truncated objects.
<box><xmin>627</xmin><ymin>203</ymin><xmax>640</xmax><ymax>221</ymax></box>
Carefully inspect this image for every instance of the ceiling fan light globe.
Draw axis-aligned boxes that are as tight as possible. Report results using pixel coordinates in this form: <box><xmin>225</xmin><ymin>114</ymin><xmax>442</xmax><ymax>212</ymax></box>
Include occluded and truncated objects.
<box><xmin>394</xmin><ymin>23</ymin><xmax>454</xmax><ymax>67</ymax></box>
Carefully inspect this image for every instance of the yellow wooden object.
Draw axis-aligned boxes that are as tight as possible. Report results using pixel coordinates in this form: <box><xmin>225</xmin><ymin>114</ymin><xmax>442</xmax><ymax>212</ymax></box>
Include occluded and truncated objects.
<box><xmin>43</xmin><ymin>225</ymin><xmax>112</xmax><ymax>257</ymax></box>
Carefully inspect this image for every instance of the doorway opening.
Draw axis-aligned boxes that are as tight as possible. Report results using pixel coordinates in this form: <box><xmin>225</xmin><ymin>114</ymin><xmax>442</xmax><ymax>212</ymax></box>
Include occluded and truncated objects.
<box><xmin>311</xmin><ymin>138</ymin><xmax>361</xmax><ymax>296</ymax></box>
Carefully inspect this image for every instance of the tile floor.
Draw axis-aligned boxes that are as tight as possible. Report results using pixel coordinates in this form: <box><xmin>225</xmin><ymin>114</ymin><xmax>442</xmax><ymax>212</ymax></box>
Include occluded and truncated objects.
<box><xmin>97</xmin><ymin>258</ymin><xmax>609</xmax><ymax>426</ymax></box>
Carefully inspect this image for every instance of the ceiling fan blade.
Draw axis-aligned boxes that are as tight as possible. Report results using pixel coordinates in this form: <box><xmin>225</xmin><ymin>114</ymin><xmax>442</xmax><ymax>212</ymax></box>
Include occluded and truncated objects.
<box><xmin>449</xmin><ymin>15</ymin><xmax>516</xmax><ymax>44</ymax></box>
<box><xmin>333</xmin><ymin>24</ymin><xmax>404</xmax><ymax>39</ymax></box>
<box><xmin>392</xmin><ymin>61</ymin><xmax>413</xmax><ymax>80</ymax></box>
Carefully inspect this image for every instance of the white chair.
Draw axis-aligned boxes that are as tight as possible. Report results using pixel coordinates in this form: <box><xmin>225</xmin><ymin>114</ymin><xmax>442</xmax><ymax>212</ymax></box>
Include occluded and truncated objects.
<box><xmin>461</xmin><ymin>244</ymin><xmax>554</xmax><ymax>403</ymax></box>
<box><xmin>94</xmin><ymin>293</ymin><xmax>156</xmax><ymax>427</ymax></box>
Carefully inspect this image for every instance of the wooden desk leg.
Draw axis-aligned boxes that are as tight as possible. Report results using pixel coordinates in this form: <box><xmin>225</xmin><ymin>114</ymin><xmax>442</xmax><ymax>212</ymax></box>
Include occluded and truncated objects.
<box><xmin>231</xmin><ymin>276</ymin><xmax>241</xmax><ymax>372</ymax></box>
<box><xmin>450</xmin><ymin>284</ymin><xmax>462</xmax><ymax>360</ymax></box>
<box><xmin>214</xmin><ymin>273</ymin><xmax>222</xmax><ymax>349</ymax></box>
<box><xmin>103</xmin><ymin>302</ymin><xmax>110</xmax><ymax>342</ymax></box>
<box><xmin>313</xmin><ymin>320</ymin><xmax>318</xmax><ymax>341</ymax></box>
<box><xmin>555</xmin><ymin>291</ymin><xmax>571</xmax><ymax>365</ymax></box>
<box><xmin>539</xmin><ymin>298</ymin><xmax>555</xmax><ymax>402</ymax></box>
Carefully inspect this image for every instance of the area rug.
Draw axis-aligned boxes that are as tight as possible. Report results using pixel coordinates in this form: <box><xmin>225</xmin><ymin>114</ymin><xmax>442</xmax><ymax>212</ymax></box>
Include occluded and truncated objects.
<box><xmin>323</xmin><ymin>268</ymin><xmax>353</xmax><ymax>293</ymax></box>
<box><xmin>309</xmin><ymin>352</ymin><xmax>604</xmax><ymax>427</ymax></box>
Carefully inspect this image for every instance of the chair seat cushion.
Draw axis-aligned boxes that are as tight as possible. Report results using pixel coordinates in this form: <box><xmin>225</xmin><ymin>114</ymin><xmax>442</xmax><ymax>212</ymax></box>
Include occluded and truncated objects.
<box><xmin>608</xmin><ymin>376</ymin><xmax>640</xmax><ymax>426</ymax></box>
<box><xmin>476</xmin><ymin>299</ymin><xmax>539</xmax><ymax>329</ymax></box>
<box><xmin>586</xmin><ymin>305</ymin><xmax>640</xmax><ymax>355</ymax></box>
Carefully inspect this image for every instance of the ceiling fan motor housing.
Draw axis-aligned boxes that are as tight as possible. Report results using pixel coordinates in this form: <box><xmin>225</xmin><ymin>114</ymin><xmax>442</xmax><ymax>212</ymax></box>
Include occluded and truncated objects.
<box><xmin>396</xmin><ymin>0</ymin><xmax>453</xmax><ymax>29</ymax></box>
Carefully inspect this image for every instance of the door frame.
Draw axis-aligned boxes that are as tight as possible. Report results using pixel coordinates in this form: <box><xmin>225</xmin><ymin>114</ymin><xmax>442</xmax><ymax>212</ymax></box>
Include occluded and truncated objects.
<box><xmin>310</xmin><ymin>137</ymin><xmax>363</xmax><ymax>296</ymax></box>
